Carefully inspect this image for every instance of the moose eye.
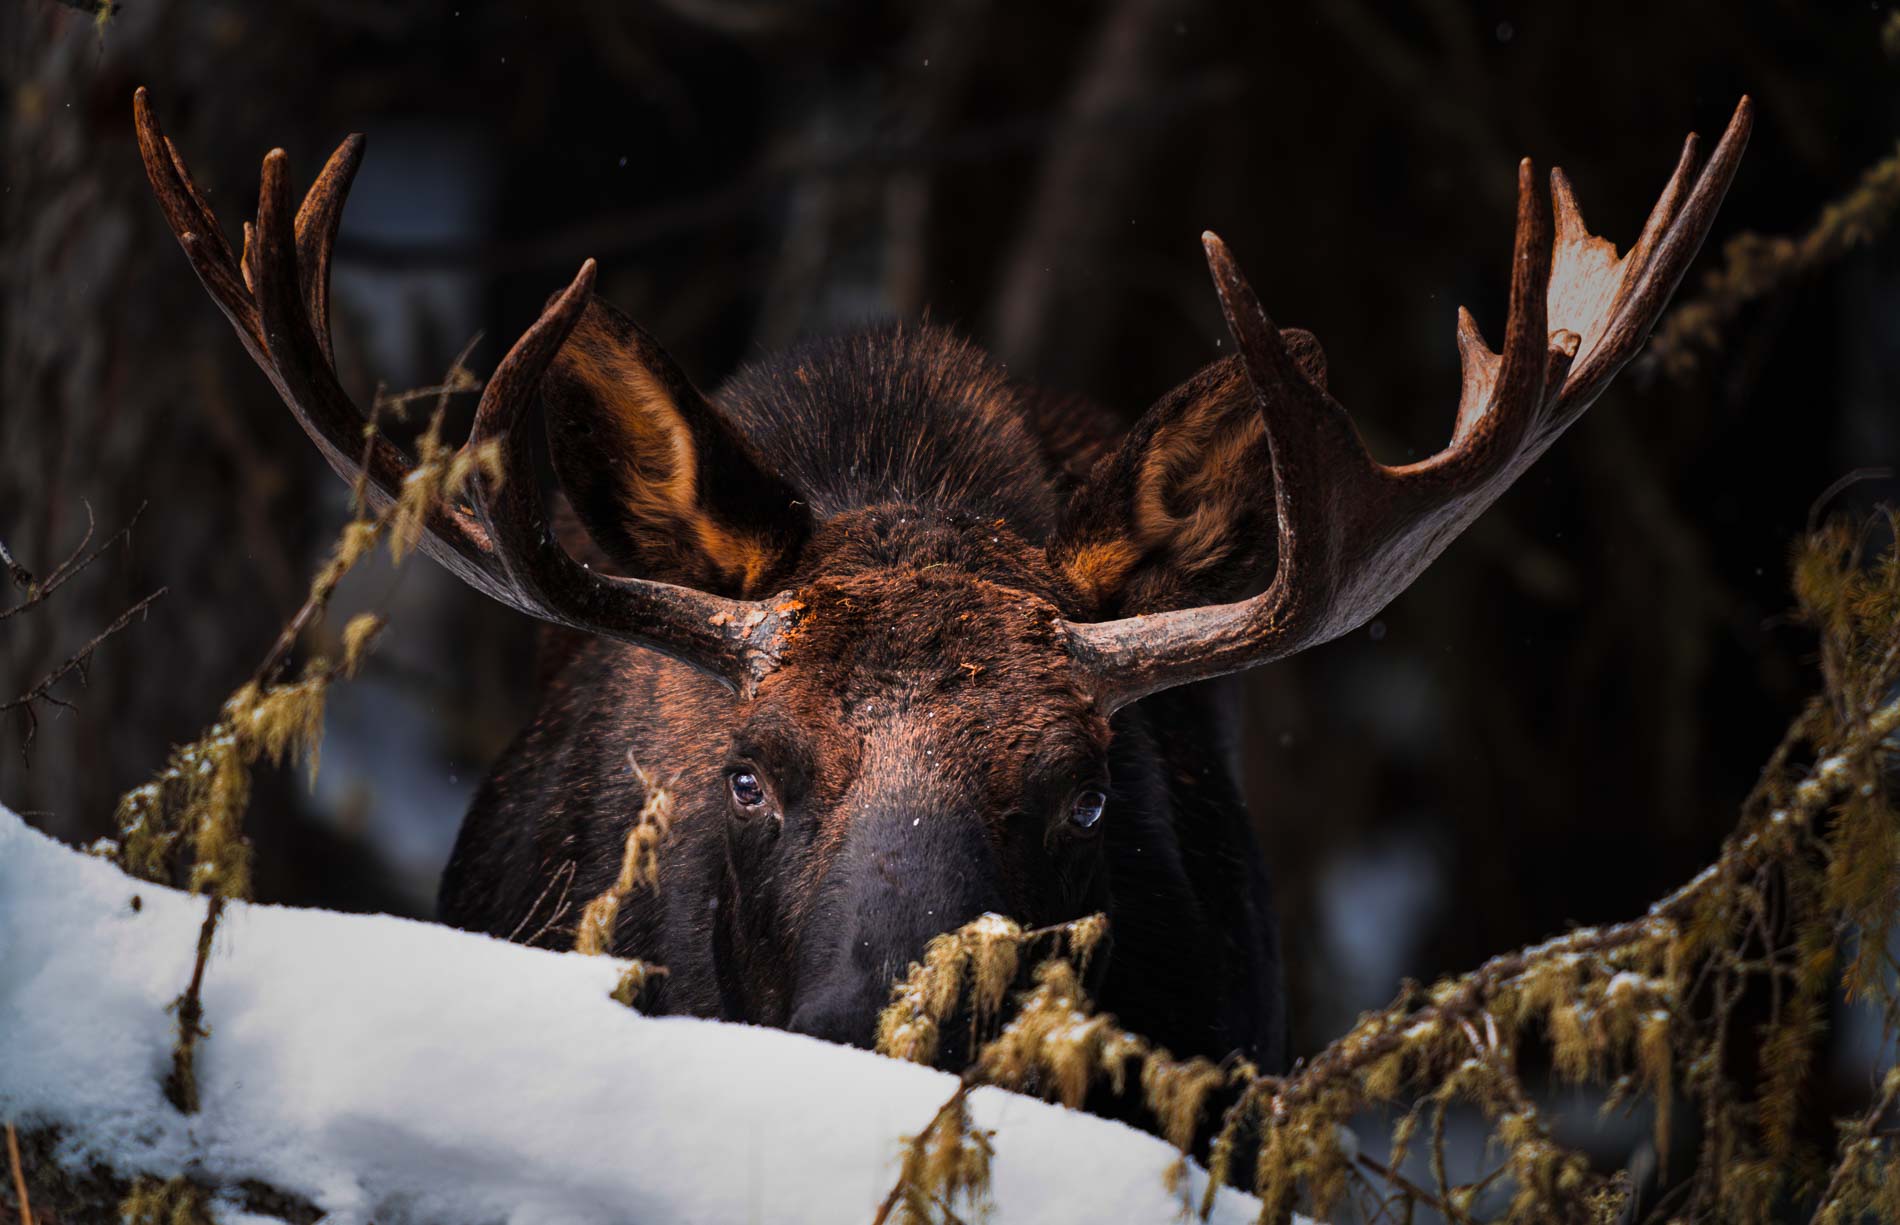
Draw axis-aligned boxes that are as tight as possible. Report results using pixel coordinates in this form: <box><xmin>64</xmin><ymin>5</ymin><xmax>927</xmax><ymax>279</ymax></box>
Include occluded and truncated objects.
<box><xmin>730</xmin><ymin>771</ymin><xmax>767</xmax><ymax>809</ymax></box>
<box><xmin>1069</xmin><ymin>790</ymin><xmax>1107</xmax><ymax>830</ymax></box>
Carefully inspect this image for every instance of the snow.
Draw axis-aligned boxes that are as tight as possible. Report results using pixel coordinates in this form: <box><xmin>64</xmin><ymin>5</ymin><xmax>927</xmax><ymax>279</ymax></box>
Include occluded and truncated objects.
<box><xmin>0</xmin><ymin>805</ymin><xmax>1265</xmax><ymax>1224</ymax></box>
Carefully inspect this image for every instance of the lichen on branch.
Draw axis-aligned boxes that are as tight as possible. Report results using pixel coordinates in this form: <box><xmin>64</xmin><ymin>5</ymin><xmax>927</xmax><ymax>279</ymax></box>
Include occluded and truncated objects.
<box><xmin>876</xmin><ymin>508</ymin><xmax>1900</xmax><ymax>1223</ymax></box>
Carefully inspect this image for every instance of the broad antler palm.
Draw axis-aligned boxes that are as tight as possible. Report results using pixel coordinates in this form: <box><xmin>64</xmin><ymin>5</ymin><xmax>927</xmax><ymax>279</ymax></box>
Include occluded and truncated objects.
<box><xmin>1066</xmin><ymin>99</ymin><xmax>1753</xmax><ymax>710</ymax></box>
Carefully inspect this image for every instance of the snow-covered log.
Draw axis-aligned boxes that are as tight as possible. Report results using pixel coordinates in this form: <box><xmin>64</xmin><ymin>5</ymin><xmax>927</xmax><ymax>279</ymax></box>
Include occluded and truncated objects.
<box><xmin>0</xmin><ymin>806</ymin><xmax>1263</xmax><ymax>1223</ymax></box>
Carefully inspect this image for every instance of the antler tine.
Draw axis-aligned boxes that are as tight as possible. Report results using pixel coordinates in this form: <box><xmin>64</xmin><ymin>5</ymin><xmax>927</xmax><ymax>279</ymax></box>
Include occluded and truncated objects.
<box><xmin>134</xmin><ymin>88</ymin><xmax>496</xmax><ymax>599</ymax></box>
<box><xmin>464</xmin><ymin>261</ymin><xmax>785</xmax><ymax>689</ymax></box>
<box><xmin>293</xmin><ymin>134</ymin><xmax>365</xmax><ymax>367</ymax></box>
<box><xmin>164</xmin><ymin>134</ymin><xmax>241</xmax><ymax>270</ymax></box>
<box><xmin>132</xmin><ymin>88</ymin><xmax>264</xmax><ymax>363</ymax></box>
<box><xmin>465</xmin><ymin>260</ymin><xmax>600</xmax><ymax>602</ymax></box>
<box><xmin>1558</xmin><ymin>96</ymin><xmax>1753</xmax><ymax>417</ymax></box>
<box><xmin>1200</xmin><ymin>233</ymin><xmax>1360</xmax><ymax>620</ymax></box>
<box><xmin>132</xmin><ymin>90</ymin><xmax>235</xmax><ymax>267</ymax></box>
<box><xmin>252</xmin><ymin>149</ymin><xmax>402</xmax><ymax>500</ymax></box>
<box><xmin>1450</xmin><ymin>158</ymin><xmax>1553</xmax><ymax>475</ymax></box>
<box><xmin>1611</xmin><ymin>133</ymin><xmax>1700</xmax><ymax>320</ymax></box>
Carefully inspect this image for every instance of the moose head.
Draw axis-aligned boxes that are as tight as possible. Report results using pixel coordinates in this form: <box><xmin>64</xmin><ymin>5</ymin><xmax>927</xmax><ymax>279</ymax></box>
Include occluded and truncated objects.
<box><xmin>134</xmin><ymin>88</ymin><xmax>1750</xmax><ymax>1065</ymax></box>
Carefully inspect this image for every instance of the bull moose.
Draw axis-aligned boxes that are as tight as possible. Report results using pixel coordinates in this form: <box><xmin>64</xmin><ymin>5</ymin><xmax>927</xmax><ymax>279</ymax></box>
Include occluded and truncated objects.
<box><xmin>134</xmin><ymin>89</ymin><xmax>1750</xmax><ymax>1073</ymax></box>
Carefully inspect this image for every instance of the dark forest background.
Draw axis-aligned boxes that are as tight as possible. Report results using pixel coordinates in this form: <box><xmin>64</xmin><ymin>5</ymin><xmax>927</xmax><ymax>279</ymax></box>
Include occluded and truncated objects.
<box><xmin>4</xmin><ymin>0</ymin><xmax>1898</xmax><ymax>1193</ymax></box>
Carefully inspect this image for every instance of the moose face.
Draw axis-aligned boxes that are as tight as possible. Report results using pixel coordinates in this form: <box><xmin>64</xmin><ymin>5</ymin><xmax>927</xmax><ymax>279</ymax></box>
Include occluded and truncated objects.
<box><xmin>524</xmin><ymin>304</ymin><xmax>1299</xmax><ymax>1050</ymax></box>
<box><xmin>524</xmin><ymin>305</ymin><xmax>1284</xmax><ymax>1046</ymax></box>
<box><xmin>707</xmin><ymin>517</ymin><xmax>1115</xmax><ymax>1045</ymax></box>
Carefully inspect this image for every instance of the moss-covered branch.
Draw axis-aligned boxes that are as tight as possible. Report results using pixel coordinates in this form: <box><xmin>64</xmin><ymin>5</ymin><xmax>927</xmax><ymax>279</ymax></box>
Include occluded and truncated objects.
<box><xmin>101</xmin><ymin>352</ymin><xmax>491</xmax><ymax>1130</ymax></box>
<box><xmin>877</xmin><ymin>509</ymin><xmax>1900</xmax><ymax>1223</ymax></box>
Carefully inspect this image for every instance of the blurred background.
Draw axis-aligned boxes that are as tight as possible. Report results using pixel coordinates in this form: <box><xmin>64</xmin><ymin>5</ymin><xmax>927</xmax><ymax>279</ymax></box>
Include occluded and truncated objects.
<box><xmin>4</xmin><ymin>0</ymin><xmax>1898</xmax><ymax>1211</ymax></box>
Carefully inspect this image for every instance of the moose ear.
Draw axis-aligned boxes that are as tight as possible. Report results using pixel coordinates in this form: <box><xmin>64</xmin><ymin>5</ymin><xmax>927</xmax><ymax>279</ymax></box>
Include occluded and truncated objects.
<box><xmin>542</xmin><ymin>297</ymin><xmax>810</xmax><ymax>598</ymax></box>
<box><xmin>1050</xmin><ymin>331</ymin><xmax>1328</xmax><ymax>616</ymax></box>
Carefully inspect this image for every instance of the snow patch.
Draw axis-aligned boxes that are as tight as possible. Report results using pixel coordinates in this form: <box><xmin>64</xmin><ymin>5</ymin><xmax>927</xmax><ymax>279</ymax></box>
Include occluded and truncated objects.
<box><xmin>0</xmin><ymin>806</ymin><xmax>1263</xmax><ymax>1224</ymax></box>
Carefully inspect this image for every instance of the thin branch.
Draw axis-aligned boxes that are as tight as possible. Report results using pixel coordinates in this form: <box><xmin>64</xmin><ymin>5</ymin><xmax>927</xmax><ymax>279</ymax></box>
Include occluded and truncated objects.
<box><xmin>2</xmin><ymin>587</ymin><xmax>166</xmax><ymax>759</ymax></box>
<box><xmin>1808</xmin><ymin>467</ymin><xmax>1895</xmax><ymax>535</ymax></box>
<box><xmin>4</xmin><ymin>503</ymin><xmax>89</xmax><ymax>617</ymax></box>
<box><xmin>0</xmin><ymin>537</ymin><xmax>34</xmax><ymax>596</ymax></box>
<box><xmin>508</xmin><ymin>858</ymin><xmax>579</xmax><ymax>945</ymax></box>
<box><xmin>0</xmin><ymin>502</ymin><xmax>152</xmax><ymax>621</ymax></box>
<box><xmin>369</xmin><ymin>332</ymin><xmax>483</xmax><ymax>423</ymax></box>
<box><xmin>164</xmin><ymin>894</ymin><xmax>225</xmax><ymax>1114</ymax></box>
<box><xmin>1354</xmin><ymin>1152</ymin><xmax>1455</xmax><ymax>1219</ymax></box>
<box><xmin>1808</xmin><ymin>1059</ymin><xmax>1900</xmax><ymax>1224</ymax></box>
<box><xmin>5</xmin><ymin>1122</ymin><xmax>30</xmax><ymax>1225</ymax></box>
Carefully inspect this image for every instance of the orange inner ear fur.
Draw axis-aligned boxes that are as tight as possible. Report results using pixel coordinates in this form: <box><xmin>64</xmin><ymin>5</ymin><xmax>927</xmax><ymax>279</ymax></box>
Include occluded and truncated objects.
<box><xmin>556</xmin><ymin>315</ymin><xmax>779</xmax><ymax>595</ymax></box>
<box><xmin>1056</xmin><ymin>361</ymin><xmax>1261</xmax><ymax>608</ymax></box>
<box><xmin>1058</xmin><ymin>331</ymin><xmax>1326</xmax><ymax>611</ymax></box>
<box><xmin>1059</xmin><ymin>537</ymin><xmax>1145</xmax><ymax>608</ymax></box>
<box><xmin>1130</xmin><ymin>361</ymin><xmax>1262</xmax><ymax>581</ymax></box>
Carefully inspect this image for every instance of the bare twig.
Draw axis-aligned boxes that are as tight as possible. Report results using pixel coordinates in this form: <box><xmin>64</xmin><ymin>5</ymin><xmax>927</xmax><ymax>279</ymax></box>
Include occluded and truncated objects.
<box><xmin>1808</xmin><ymin>1065</ymin><xmax>1900</xmax><ymax>1224</ymax></box>
<box><xmin>5</xmin><ymin>1122</ymin><xmax>30</xmax><ymax>1225</ymax></box>
<box><xmin>1355</xmin><ymin>1152</ymin><xmax>1454</xmax><ymax>1219</ymax></box>
<box><xmin>0</xmin><ymin>502</ymin><xmax>148</xmax><ymax>622</ymax></box>
<box><xmin>507</xmin><ymin>858</ymin><xmax>579</xmax><ymax>945</ymax></box>
<box><xmin>2</xmin><ymin>587</ymin><xmax>166</xmax><ymax>759</ymax></box>
<box><xmin>1808</xmin><ymin>467</ymin><xmax>1895</xmax><ymax>535</ymax></box>
<box><xmin>0</xmin><ymin>538</ymin><xmax>34</xmax><ymax>596</ymax></box>
<box><xmin>368</xmin><ymin>335</ymin><xmax>483</xmax><ymax>423</ymax></box>
<box><xmin>164</xmin><ymin>894</ymin><xmax>225</xmax><ymax>1114</ymax></box>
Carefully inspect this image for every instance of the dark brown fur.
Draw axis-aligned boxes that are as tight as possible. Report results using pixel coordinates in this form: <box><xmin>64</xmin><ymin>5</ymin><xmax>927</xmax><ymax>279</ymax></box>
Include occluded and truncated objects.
<box><xmin>441</xmin><ymin>319</ymin><xmax>1288</xmax><ymax>1069</ymax></box>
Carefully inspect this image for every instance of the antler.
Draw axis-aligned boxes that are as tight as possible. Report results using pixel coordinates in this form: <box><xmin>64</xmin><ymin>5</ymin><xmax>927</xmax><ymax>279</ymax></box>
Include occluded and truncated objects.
<box><xmin>133</xmin><ymin>89</ymin><xmax>792</xmax><ymax>692</ymax></box>
<box><xmin>1065</xmin><ymin>98</ymin><xmax>1753</xmax><ymax>711</ymax></box>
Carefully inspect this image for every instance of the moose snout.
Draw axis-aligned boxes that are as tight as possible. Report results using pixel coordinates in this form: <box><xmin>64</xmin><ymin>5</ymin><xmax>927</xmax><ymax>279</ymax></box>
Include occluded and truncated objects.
<box><xmin>786</xmin><ymin>982</ymin><xmax>889</xmax><ymax>1050</ymax></box>
<box><xmin>787</xmin><ymin>810</ymin><xmax>1007</xmax><ymax>1052</ymax></box>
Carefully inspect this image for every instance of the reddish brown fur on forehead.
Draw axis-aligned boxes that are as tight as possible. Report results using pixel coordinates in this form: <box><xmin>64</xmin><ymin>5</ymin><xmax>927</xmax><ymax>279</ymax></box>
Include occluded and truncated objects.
<box><xmin>783</xmin><ymin>568</ymin><xmax>1083</xmax><ymax>708</ymax></box>
<box><xmin>756</xmin><ymin>556</ymin><xmax>1109</xmax><ymax>873</ymax></box>
<box><xmin>788</xmin><ymin>505</ymin><xmax>1083</xmax><ymax>610</ymax></box>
